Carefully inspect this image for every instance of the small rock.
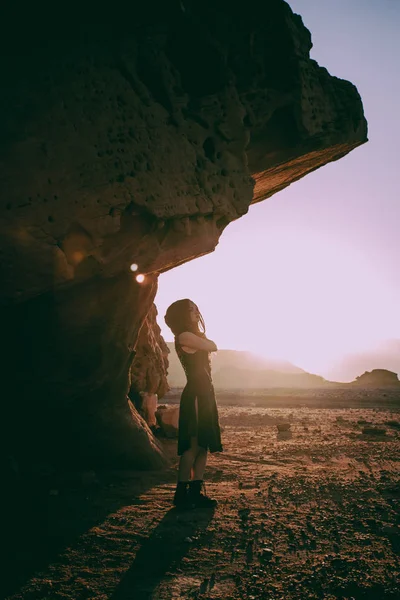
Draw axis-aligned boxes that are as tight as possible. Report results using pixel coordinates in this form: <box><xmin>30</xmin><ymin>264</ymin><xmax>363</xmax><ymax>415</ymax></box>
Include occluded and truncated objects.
<box><xmin>259</xmin><ymin>547</ymin><xmax>273</xmax><ymax>561</ymax></box>
<box><xmin>362</xmin><ymin>427</ymin><xmax>387</xmax><ymax>436</ymax></box>
<box><xmin>277</xmin><ymin>423</ymin><xmax>291</xmax><ymax>432</ymax></box>
<box><xmin>184</xmin><ymin>536</ymin><xmax>193</xmax><ymax>543</ymax></box>
<box><xmin>238</xmin><ymin>507</ymin><xmax>251</xmax><ymax>520</ymax></box>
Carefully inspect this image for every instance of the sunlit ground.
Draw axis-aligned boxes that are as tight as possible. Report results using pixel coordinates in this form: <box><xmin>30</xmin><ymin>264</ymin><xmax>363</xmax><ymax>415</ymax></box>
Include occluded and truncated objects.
<box><xmin>6</xmin><ymin>402</ymin><xmax>400</xmax><ymax>599</ymax></box>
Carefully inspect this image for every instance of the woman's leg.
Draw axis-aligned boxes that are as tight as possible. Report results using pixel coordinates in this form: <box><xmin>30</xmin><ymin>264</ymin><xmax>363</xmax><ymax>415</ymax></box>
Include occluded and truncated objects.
<box><xmin>178</xmin><ymin>437</ymin><xmax>198</xmax><ymax>481</ymax></box>
<box><xmin>174</xmin><ymin>437</ymin><xmax>199</xmax><ymax>508</ymax></box>
<box><xmin>193</xmin><ymin>446</ymin><xmax>208</xmax><ymax>480</ymax></box>
<box><xmin>192</xmin><ymin>397</ymin><xmax>209</xmax><ymax>480</ymax></box>
<box><xmin>189</xmin><ymin>446</ymin><xmax>217</xmax><ymax>507</ymax></box>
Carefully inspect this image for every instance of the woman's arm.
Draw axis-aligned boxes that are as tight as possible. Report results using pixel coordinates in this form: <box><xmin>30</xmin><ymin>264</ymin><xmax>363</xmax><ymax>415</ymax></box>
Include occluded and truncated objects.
<box><xmin>178</xmin><ymin>331</ymin><xmax>218</xmax><ymax>352</ymax></box>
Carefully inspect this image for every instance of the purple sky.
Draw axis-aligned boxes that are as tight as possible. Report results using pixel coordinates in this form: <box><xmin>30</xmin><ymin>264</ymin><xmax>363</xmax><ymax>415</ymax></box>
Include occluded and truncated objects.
<box><xmin>155</xmin><ymin>0</ymin><xmax>400</xmax><ymax>378</ymax></box>
<box><xmin>288</xmin><ymin>0</ymin><xmax>400</xmax><ymax>284</ymax></box>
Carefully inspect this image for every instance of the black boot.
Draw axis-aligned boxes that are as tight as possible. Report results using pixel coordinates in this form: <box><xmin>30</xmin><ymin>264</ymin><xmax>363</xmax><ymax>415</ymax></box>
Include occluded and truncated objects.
<box><xmin>189</xmin><ymin>480</ymin><xmax>217</xmax><ymax>508</ymax></box>
<box><xmin>173</xmin><ymin>481</ymin><xmax>192</xmax><ymax>509</ymax></box>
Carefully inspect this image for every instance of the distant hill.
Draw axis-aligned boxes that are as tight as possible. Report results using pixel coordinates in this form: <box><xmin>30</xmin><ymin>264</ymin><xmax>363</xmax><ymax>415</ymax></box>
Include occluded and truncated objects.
<box><xmin>327</xmin><ymin>339</ymin><xmax>400</xmax><ymax>382</ymax></box>
<box><xmin>211</xmin><ymin>349</ymin><xmax>305</xmax><ymax>375</ymax></box>
<box><xmin>166</xmin><ymin>344</ymin><xmax>328</xmax><ymax>389</ymax></box>
<box><xmin>352</xmin><ymin>369</ymin><xmax>400</xmax><ymax>387</ymax></box>
<box><xmin>212</xmin><ymin>366</ymin><xmax>329</xmax><ymax>389</ymax></box>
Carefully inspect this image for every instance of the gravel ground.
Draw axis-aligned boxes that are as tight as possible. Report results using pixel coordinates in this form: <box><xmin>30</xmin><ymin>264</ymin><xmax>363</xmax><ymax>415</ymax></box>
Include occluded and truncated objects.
<box><xmin>4</xmin><ymin>401</ymin><xmax>400</xmax><ymax>600</ymax></box>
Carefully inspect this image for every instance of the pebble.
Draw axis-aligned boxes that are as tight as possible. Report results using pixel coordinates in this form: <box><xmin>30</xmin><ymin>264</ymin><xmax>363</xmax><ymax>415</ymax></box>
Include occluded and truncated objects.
<box><xmin>260</xmin><ymin>547</ymin><xmax>273</xmax><ymax>561</ymax></box>
<box><xmin>277</xmin><ymin>423</ymin><xmax>291</xmax><ymax>432</ymax></box>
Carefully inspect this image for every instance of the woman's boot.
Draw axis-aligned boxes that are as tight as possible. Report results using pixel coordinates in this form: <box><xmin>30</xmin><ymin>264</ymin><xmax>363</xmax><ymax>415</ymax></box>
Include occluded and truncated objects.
<box><xmin>173</xmin><ymin>481</ymin><xmax>192</xmax><ymax>509</ymax></box>
<box><xmin>189</xmin><ymin>480</ymin><xmax>217</xmax><ymax>508</ymax></box>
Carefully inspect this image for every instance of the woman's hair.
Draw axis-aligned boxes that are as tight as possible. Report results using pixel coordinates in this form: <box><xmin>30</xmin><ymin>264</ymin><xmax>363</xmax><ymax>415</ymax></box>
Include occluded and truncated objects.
<box><xmin>164</xmin><ymin>299</ymin><xmax>205</xmax><ymax>337</ymax></box>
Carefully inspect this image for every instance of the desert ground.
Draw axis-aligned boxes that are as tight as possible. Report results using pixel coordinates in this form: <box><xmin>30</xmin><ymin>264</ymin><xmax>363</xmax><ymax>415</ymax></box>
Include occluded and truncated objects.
<box><xmin>4</xmin><ymin>389</ymin><xmax>400</xmax><ymax>600</ymax></box>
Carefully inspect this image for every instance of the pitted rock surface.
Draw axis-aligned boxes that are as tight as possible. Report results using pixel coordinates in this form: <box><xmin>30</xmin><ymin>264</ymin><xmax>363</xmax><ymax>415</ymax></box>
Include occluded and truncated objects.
<box><xmin>0</xmin><ymin>0</ymin><xmax>367</xmax><ymax>469</ymax></box>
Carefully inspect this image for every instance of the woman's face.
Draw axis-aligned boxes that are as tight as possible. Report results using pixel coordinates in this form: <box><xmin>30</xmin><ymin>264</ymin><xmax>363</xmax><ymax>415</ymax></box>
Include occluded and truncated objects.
<box><xmin>188</xmin><ymin>301</ymin><xmax>199</xmax><ymax>324</ymax></box>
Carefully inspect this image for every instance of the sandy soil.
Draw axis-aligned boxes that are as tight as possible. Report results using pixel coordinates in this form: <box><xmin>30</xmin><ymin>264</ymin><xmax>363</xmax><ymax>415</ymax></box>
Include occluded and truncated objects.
<box><xmin>4</xmin><ymin>398</ymin><xmax>400</xmax><ymax>600</ymax></box>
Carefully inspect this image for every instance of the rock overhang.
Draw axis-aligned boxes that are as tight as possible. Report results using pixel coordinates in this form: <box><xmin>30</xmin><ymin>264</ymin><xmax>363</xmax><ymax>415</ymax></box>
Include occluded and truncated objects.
<box><xmin>0</xmin><ymin>0</ymin><xmax>367</xmax><ymax>469</ymax></box>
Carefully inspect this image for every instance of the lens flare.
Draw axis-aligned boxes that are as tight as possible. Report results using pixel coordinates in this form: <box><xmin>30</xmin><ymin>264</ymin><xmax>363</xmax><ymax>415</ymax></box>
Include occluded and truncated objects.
<box><xmin>136</xmin><ymin>274</ymin><xmax>145</xmax><ymax>283</ymax></box>
<box><xmin>130</xmin><ymin>263</ymin><xmax>138</xmax><ymax>272</ymax></box>
<box><xmin>71</xmin><ymin>251</ymin><xmax>85</xmax><ymax>265</ymax></box>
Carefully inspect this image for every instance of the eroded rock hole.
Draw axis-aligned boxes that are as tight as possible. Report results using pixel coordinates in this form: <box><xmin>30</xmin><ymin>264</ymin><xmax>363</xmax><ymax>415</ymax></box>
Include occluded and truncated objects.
<box><xmin>203</xmin><ymin>137</ymin><xmax>216</xmax><ymax>162</ymax></box>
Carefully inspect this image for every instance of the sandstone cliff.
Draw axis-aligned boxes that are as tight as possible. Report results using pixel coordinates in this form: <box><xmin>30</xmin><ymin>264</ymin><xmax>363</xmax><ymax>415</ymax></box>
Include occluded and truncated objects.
<box><xmin>0</xmin><ymin>0</ymin><xmax>367</xmax><ymax>471</ymax></box>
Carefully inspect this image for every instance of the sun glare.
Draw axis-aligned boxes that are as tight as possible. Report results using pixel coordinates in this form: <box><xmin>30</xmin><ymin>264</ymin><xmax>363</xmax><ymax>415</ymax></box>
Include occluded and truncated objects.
<box><xmin>156</xmin><ymin>223</ymin><xmax>399</xmax><ymax>377</ymax></box>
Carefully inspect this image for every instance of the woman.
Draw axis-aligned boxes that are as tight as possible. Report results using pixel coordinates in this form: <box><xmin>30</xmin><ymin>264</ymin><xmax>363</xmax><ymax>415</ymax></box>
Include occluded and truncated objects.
<box><xmin>164</xmin><ymin>299</ymin><xmax>222</xmax><ymax>509</ymax></box>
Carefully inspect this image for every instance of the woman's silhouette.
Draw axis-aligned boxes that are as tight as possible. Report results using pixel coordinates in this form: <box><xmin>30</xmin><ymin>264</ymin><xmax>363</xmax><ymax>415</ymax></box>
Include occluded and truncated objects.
<box><xmin>165</xmin><ymin>299</ymin><xmax>222</xmax><ymax>508</ymax></box>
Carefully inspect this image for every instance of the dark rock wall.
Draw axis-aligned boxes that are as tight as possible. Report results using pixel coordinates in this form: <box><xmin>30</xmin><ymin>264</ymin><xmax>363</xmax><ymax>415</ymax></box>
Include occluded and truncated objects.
<box><xmin>0</xmin><ymin>1</ymin><xmax>367</xmax><ymax>470</ymax></box>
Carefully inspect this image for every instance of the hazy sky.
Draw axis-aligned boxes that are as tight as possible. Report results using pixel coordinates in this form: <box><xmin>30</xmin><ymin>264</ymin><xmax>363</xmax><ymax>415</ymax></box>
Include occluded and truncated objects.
<box><xmin>155</xmin><ymin>0</ymin><xmax>400</xmax><ymax>378</ymax></box>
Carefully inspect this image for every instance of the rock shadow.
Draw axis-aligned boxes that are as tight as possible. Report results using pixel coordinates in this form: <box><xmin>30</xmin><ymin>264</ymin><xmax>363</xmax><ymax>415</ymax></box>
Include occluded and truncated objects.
<box><xmin>277</xmin><ymin>430</ymin><xmax>293</xmax><ymax>441</ymax></box>
<box><xmin>1</xmin><ymin>469</ymin><xmax>175</xmax><ymax>599</ymax></box>
<box><xmin>111</xmin><ymin>506</ymin><xmax>215</xmax><ymax>600</ymax></box>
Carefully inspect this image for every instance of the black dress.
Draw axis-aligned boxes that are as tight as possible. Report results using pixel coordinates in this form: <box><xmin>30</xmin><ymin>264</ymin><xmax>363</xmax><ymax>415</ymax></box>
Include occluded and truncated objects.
<box><xmin>175</xmin><ymin>337</ymin><xmax>223</xmax><ymax>456</ymax></box>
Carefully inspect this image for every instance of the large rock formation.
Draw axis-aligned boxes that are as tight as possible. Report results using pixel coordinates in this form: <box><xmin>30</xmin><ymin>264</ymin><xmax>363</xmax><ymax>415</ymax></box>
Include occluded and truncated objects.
<box><xmin>353</xmin><ymin>370</ymin><xmax>400</xmax><ymax>387</ymax></box>
<box><xmin>0</xmin><ymin>1</ymin><xmax>367</xmax><ymax>472</ymax></box>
